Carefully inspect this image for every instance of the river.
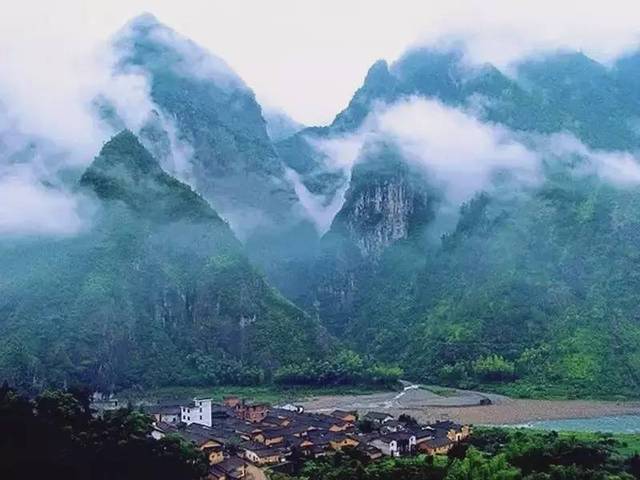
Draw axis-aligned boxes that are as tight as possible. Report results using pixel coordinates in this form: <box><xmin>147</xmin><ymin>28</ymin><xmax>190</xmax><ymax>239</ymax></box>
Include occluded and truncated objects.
<box><xmin>515</xmin><ymin>415</ymin><xmax>640</xmax><ymax>433</ymax></box>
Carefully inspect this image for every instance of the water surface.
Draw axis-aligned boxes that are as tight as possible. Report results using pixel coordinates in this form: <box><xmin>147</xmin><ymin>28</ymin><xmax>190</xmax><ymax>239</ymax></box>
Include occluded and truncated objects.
<box><xmin>518</xmin><ymin>415</ymin><xmax>640</xmax><ymax>433</ymax></box>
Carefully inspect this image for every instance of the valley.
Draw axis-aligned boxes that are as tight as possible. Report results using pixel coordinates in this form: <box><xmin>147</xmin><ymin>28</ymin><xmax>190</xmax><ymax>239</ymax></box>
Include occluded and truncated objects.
<box><xmin>3</xmin><ymin>12</ymin><xmax>640</xmax><ymax>404</ymax></box>
<box><xmin>4</xmin><ymin>4</ymin><xmax>640</xmax><ymax>480</ymax></box>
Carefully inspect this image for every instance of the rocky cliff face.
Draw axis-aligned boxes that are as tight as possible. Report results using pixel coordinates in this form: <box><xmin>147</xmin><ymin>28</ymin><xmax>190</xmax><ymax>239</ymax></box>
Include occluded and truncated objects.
<box><xmin>307</xmin><ymin>144</ymin><xmax>433</xmax><ymax>333</ymax></box>
<box><xmin>341</xmin><ymin>178</ymin><xmax>423</xmax><ymax>258</ymax></box>
<box><xmin>330</xmin><ymin>144</ymin><xmax>432</xmax><ymax>259</ymax></box>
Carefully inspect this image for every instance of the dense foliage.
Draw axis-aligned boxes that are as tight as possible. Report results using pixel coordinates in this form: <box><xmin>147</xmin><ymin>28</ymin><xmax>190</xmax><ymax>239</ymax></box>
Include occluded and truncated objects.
<box><xmin>0</xmin><ymin>384</ymin><xmax>207</xmax><ymax>480</ymax></box>
<box><xmin>272</xmin><ymin>428</ymin><xmax>640</xmax><ymax>480</ymax></box>
<box><xmin>4</xmin><ymin>15</ymin><xmax>640</xmax><ymax>400</ymax></box>
<box><xmin>0</xmin><ymin>131</ymin><xmax>326</xmax><ymax>392</ymax></box>
<box><xmin>273</xmin><ymin>350</ymin><xmax>402</xmax><ymax>387</ymax></box>
<box><xmin>282</xmin><ymin>47</ymin><xmax>640</xmax><ymax>399</ymax></box>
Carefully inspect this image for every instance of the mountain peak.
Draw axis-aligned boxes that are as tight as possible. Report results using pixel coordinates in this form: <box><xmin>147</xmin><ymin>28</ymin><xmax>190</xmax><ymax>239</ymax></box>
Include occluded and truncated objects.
<box><xmin>364</xmin><ymin>59</ymin><xmax>391</xmax><ymax>84</ymax></box>
<box><xmin>81</xmin><ymin>131</ymin><xmax>219</xmax><ymax>222</ymax></box>
<box><xmin>114</xmin><ymin>12</ymin><xmax>245</xmax><ymax>91</ymax></box>
<box><xmin>95</xmin><ymin>129</ymin><xmax>162</xmax><ymax>176</ymax></box>
<box><xmin>127</xmin><ymin>12</ymin><xmax>160</xmax><ymax>29</ymax></box>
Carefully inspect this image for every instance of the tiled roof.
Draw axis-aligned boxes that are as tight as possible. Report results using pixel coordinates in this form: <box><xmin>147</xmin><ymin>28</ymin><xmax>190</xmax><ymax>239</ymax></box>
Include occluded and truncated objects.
<box><xmin>363</xmin><ymin>411</ymin><xmax>393</xmax><ymax>421</ymax></box>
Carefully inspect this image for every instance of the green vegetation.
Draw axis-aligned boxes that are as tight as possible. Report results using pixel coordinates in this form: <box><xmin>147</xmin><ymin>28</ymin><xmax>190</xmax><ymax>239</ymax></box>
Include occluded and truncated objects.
<box><xmin>118</xmin><ymin>383</ymin><xmax>389</xmax><ymax>405</ymax></box>
<box><xmin>274</xmin><ymin>350</ymin><xmax>403</xmax><ymax>388</ymax></box>
<box><xmin>0</xmin><ymin>384</ymin><xmax>206</xmax><ymax>480</ymax></box>
<box><xmin>0</xmin><ymin>132</ymin><xmax>326</xmax><ymax>393</ymax></box>
<box><xmin>293</xmin><ymin>47</ymin><xmax>640</xmax><ymax>400</ymax></box>
<box><xmin>5</xmin><ymin>23</ymin><xmax>640</xmax><ymax>403</ymax></box>
<box><xmin>273</xmin><ymin>428</ymin><xmax>640</xmax><ymax>480</ymax></box>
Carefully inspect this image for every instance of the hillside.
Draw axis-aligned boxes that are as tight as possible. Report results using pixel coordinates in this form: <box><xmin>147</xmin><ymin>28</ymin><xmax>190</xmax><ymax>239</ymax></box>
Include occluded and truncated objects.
<box><xmin>0</xmin><ymin>131</ymin><xmax>325</xmax><ymax>392</ymax></box>
<box><xmin>292</xmin><ymin>46</ymin><xmax>640</xmax><ymax>398</ymax></box>
<box><xmin>109</xmin><ymin>13</ymin><xmax>300</xmax><ymax>241</ymax></box>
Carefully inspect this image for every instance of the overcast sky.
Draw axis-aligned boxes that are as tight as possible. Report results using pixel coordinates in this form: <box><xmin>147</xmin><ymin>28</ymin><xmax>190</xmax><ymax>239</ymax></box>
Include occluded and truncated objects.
<box><xmin>1</xmin><ymin>0</ymin><xmax>640</xmax><ymax>125</ymax></box>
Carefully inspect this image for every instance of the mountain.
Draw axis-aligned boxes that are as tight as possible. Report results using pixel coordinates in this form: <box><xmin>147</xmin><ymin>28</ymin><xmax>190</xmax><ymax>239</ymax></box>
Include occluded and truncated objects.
<box><xmin>110</xmin><ymin>14</ymin><xmax>299</xmax><ymax>240</ymax></box>
<box><xmin>262</xmin><ymin>106</ymin><xmax>305</xmax><ymax>142</ymax></box>
<box><xmin>0</xmin><ymin>131</ymin><xmax>325</xmax><ymax>392</ymax></box>
<box><xmin>309</xmin><ymin>143</ymin><xmax>434</xmax><ymax>333</ymax></box>
<box><xmin>290</xmin><ymin>46</ymin><xmax>640</xmax><ymax>397</ymax></box>
<box><xmin>102</xmin><ymin>14</ymin><xmax>332</xmax><ymax>305</ymax></box>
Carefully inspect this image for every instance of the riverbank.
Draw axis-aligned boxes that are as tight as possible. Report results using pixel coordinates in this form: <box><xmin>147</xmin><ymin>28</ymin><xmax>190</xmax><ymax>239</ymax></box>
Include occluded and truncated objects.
<box><xmin>298</xmin><ymin>385</ymin><xmax>640</xmax><ymax>425</ymax></box>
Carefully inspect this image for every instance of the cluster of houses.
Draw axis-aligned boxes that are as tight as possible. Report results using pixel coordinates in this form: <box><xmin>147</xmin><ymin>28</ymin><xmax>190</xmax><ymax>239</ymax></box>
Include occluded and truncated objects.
<box><xmin>140</xmin><ymin>395</ymin><xmax>471</xmax><ymax>480</ymax></box>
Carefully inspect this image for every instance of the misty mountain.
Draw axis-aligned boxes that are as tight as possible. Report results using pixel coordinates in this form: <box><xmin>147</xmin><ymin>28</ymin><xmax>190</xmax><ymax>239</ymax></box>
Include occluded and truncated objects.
<box><xmin>280</xmin><ymin>47</ymin><xmax>640</xmax><ymax>193</ymax></box>
<box><xmin>109</xmin><ymin>14</ymin><xmax>300</xmax><ymax>241</ymax></box>
<box><xmin>307</xmin><ymin>143</ymin><xmax>434</xmax><ymax>334</ymax></box>
<box><xmin>4</xmin><ymin>13</ymin><xmax>640</xmax><ymax>399</ymax></box>
<box><xmin>99</xmin><ymin>14</ymin><xmax>331</xmax><ymax>303</ymax></box>
<box><xmin>285</xmin><ymin>46</ymin><xmax>640</xmax><ymax>397</ymax></box>
<box><xmin>0</xmin><ymin>131</ymin><xmax>326</xmax><ymax>392</ymax></box>
<box><xmin>262</xmin><ymin>106</ymin><xmax>305</xmax><ymax>142</ymax></box>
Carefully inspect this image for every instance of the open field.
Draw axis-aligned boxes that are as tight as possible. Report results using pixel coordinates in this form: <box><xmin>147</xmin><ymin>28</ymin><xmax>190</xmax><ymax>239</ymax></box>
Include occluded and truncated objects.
<box><xmin>117</xmin><ymin>384</ymin><xmax>389</xmax><ymax>405</ymax></box>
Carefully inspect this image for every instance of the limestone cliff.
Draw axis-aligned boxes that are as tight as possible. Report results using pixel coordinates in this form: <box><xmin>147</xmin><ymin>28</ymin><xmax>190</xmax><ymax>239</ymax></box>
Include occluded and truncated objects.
<box><xmin>309</xmin><ymin>144</ymin><xmax>433</xmax><ymax>333</ymax></box>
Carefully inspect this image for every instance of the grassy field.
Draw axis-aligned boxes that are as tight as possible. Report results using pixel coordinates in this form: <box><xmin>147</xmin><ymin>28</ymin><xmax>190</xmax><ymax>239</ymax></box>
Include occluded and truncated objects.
<box><xmin>556</xmin><ymin>431</ymin><xmax>640</xmax><ymax>456</ymax></box>
<box><xmin>118</xmin><ymin>384</ymin><xmax>390</xmax><ymax>404</ymax></box>
<box><xmin>473</xmin><ymin>380</ymin><xmax>640</xmax><ymax>401</ymax></box>
<box><xmin>477</xmin><ymin>426</ymin><xmax>640</xmax><ymax>457</ymax></box>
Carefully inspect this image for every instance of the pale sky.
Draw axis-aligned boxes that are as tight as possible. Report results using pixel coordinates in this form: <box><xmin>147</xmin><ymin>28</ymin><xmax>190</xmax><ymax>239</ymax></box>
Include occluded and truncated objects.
<box><xmin>1</xmin><ymin>0</ymin><xmax>640</xmax><ymax>125</ymax></box>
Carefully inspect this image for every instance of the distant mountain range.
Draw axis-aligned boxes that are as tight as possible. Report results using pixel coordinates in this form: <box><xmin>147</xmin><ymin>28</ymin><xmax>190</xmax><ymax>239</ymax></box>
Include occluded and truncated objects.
<box><xmin>2</xmin><ymin>14</ymin><xmax>640</xmax><ymax>397</ymax></box>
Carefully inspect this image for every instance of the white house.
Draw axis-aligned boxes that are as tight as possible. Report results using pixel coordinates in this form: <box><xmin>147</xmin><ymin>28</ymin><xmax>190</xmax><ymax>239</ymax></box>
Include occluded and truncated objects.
<box><xmin>144</xmin><ymin>404</ymin><xmax>181</xmax><ymax>424</ymax></box>
<box><xmin>181</xmin><ymin>398</ymin><xmax>212</xmax><ymax>427</ymax></box>
<box><xmin>370</xmin><ymin>432</ymin><xmax>416</xmax><ymax>457</ymax></box>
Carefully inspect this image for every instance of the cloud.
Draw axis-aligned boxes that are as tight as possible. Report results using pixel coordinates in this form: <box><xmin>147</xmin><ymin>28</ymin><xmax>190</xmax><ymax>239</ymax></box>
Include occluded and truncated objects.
<box><xmin>285</xmin><ymin>167</ymin><xmax>349</xmax><ymax>233</ymax></box>
<box><xmin>370</xmin><ymin>97</ymin><xmax>541</xmax><ymax>205</ymax></box>
<box><xmin>307</xmin><ymin>96</ymin><xmax>640</xmax><ymax>239</ymax></box>
<box><xmin>308</xmin><ymin>97</ymin><xmax>541</xmax><ymax>227</ymax></box>
<box><xmin>415</xmin><ymin>1</ymin><xmax>640</xmax><ymax>70</ymax></box>
<box><xmin>542</xmin><ymin>133</ymin><xmax>640</xmax><ymax>187</ymax></box>
<box><xmin>307</xmin><ymin>135</ymin><xmax>364</xmax><ymax>173</ymax></box>
<box><xmin>0</xmin><ymin>13</ymin><xmax>207</xmax><ymax>236</ymax></box>
<box><xmin>0</xmin><ymin>36</ymin><xmax>122</xmax><ymax>236</ymax></box>
<box><xmin>0</xmin><ymin>176</ymin><xmax>86</xmax><ymax>237</ymax></box>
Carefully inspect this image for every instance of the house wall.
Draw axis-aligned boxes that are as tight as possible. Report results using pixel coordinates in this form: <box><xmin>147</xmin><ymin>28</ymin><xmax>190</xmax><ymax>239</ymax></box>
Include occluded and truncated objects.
<box><xmin>370</xmin><ymin>439</ymin><xmax>396</xmax><ymax>456</ymax></box>
<box><xmin>208</xmin><ymin>450</ymin><xmax>224</xmax><ymax>465</ymax></box>
<box><xmin>264</xmin><ymin>436</ymin><xmax>284</xmax><ymax>446</ymax></box>
<box><xmin>330</xmin><ymin>438</ymin><xmax>359</xmax><ymax>450</ymax></box>
<box><xmin>181</xmin><ymin>398</ymin><xmax>212</xmax><ymax>427</ymax></box>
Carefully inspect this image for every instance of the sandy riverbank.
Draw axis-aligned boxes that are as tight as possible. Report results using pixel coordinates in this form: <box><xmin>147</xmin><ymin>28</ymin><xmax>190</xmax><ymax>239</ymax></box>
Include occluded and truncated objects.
<box><xmin>298</xmin><ymin>386</ymin><xmax>640</xmax><ymax>425</ymax></box>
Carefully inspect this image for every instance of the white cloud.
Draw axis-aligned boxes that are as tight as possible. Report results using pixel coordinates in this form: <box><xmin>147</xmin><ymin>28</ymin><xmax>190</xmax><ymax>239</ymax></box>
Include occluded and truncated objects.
<box><xmin>1</xmin><ymin>1</ymin><xmax>639</xmax><ymax>126</ymax></box>
<box><xmin>309</xmin><ymin>97</ymin><xmax>541</xmax><ymax>222</ymax></box>
<box><xmin>0</xmin><ymin>176</ymin><xmax>86</xmax><ymax>236</ymax></box>
<box><xmin>285</xmin><ymin>167</ymin><xmax>349</xmax><ymax>233</ymax></box>
<box><xmin>307</xmin><ymin>134</ymin><xmax>364</xmax><ymax>173</ymax></box>
<box><xmin>370</xmin><ymin>98</ymin><xmax>541</xmax><ymax>205</ymax></box>
<box><xmin>304</xmin><ymin>96</ymin><xmax>640</xmax><ymax>236</ymax></box>
<box><xmin>542</xmin><ymin>132</ymin><xmax>640</xmax><ymax>187</ymax></box>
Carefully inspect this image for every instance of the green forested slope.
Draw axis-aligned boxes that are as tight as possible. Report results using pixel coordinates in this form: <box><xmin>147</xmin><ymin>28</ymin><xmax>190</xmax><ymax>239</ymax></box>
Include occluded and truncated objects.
<box><xmin>0</xmin><ymin>131</ymin><xmax>325</xmax><ymax>392</ymax></box>
<box><xmin>299</xmin><ymin>47</ymin><xmax>640</xmax><ymax>398</ymax></box>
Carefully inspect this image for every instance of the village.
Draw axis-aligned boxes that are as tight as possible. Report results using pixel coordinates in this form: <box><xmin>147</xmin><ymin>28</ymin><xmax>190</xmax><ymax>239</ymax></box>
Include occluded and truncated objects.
<box><xmin>130</xmin><ymin>395</ymin><xmax>472</xmax><ymax>480</ymax></box>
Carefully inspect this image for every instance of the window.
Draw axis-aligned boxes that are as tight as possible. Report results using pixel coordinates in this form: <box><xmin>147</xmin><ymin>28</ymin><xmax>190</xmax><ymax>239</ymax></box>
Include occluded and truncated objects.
<box><xmin>200</xmin><ymin>416</ymin><xmax>202</xmax><ymax>420</ymax></box>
